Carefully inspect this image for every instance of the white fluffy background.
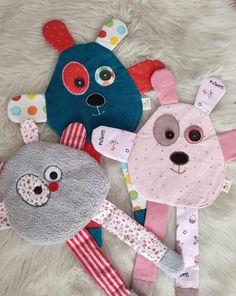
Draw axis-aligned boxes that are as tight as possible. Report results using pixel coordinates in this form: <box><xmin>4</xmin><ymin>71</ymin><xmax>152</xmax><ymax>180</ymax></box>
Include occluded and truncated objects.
<box><xmin>0</xmin><ymin>0</ymin><xmax>236</xmax><ymax>295</ymax></box>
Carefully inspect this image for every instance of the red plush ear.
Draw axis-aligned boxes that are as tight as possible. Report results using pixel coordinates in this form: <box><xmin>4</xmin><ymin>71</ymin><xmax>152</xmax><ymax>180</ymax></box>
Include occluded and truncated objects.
<box><xmin>128</xmin><ymin>60</ymin><xmax>165</xmax><ymax>93</ymax></box>
<box><xmin>43</xmin><ymin>20</ymin><xmax>76</xmax><ymax>53</ymax></box>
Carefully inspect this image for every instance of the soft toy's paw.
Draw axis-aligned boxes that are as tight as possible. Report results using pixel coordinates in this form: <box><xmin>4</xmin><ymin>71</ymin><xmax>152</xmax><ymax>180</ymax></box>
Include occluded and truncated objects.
<box><xmin>158</xmin><ymin>249</ymin><xmax>185</xmax><ymax>278</ymax></box>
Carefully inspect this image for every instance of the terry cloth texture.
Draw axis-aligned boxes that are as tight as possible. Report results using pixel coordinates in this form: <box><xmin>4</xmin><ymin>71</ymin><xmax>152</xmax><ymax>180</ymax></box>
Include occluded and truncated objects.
<box><xmin>0</xmin><ymin>142</ymin><xmax>109</xmax><ymax>244</ymax></box>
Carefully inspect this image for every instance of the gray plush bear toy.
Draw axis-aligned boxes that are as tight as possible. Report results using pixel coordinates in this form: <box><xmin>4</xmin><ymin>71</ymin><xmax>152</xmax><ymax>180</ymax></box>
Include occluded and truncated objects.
<box><xmin>0</xmin><ymin>141</ymin><xmax>184</xmax><ymax>281</ymax></box>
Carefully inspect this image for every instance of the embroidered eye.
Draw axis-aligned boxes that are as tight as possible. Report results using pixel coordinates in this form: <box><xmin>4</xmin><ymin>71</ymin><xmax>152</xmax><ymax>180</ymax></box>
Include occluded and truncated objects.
<box><xmin>44</xmin><ymin>166</ymin><xmax>62</xmax><ymax>182</ymax></box>
<box><xmin>184</xmin><ymin>126</ymin><xmax>203</xmax><ymax>144</ymax></box>
<box><xmin>74</xmin><ymin>77</ymin><xmax>85</xmax><ymax>88</ymax></box>
<box><xmin>17</xmin><ymin>174</ymin><xmax>50</xmax><ymax>207</ymax></box>
<box><xmin>62</xmin><ymin>62</ymin><xmax>89</xmax><ymax>95</ymax></box>
<box><xmin>165</xmin><ymin>130</ymin><xmax>175</xmax><ymax>139</ymax></box>
<box><xmin>95</xmin><ymin>66</ymin><xmax>115</xmax><ymax>86</ymax></box>
<box><xmin>153</xmin><ymin>114</ymin><xmax>180</xmax><ymax>146</ymax></box>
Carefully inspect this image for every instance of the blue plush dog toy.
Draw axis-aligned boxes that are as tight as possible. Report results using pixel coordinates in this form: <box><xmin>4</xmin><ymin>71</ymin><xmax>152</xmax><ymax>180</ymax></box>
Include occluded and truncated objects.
<box><xmin>8</xmin><ymin>19</ymin><xmax>165</xmax><ymax>141</ymax></box>
<box><xmin>8</xmin><ymin>19</ymin><xmax>165</xmax><ymax>246</ymax></box>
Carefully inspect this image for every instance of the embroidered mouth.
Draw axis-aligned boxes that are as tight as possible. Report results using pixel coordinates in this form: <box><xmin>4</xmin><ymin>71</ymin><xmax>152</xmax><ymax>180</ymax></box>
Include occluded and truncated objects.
<box><xmin>171</xmin><ymin>166</ymin><xmax>186</xmax><ymax>175</ymax></box>
<box><xmin>92</xmin><ymin>106</ymin><xmax>105</xmax><ymax>117</ymax></box>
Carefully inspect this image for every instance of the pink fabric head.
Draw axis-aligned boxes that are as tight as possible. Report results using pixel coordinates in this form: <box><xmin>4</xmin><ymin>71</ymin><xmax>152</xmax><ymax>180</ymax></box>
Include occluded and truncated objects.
<box><xmin>128</xmin><ymin>102</ymin><xmax>226</xmax><ymax>208</ymax></box>
<box><xmin>151</xmin><ymin>69</ymin><xmax>179</xmax><ymax>105</ymax></box>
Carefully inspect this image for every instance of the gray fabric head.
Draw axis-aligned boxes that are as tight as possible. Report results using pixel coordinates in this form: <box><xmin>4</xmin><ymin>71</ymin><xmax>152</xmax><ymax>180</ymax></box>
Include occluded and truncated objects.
<box><xmin>0</xmin><ymin>142</ymin><xmax>109</xmax><ymax>245</ymax></box>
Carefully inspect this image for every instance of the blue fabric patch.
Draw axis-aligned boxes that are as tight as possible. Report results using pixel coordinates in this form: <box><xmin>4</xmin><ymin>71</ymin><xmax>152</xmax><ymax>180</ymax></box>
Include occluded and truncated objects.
<box><xmin>87</xmin><ymin>226</ymin><xmax>103</xmax><ymax>247</ymax></box>
<box><xmin>133</xmin><ymin>208</ymin><xmax>147</xmax><ymax>226</ymax></box>
<box><xmin>45</xmin><ymin>42</ymin><xmax>142</xmax><ymax>140</ymax></box>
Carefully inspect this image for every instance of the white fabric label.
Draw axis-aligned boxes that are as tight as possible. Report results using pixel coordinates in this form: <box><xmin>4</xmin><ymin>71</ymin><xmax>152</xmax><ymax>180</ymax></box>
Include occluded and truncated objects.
<box><xmin>142</xmin><ymin>97</ymin><xmax>151</xmax><ymax>110</ymax></box>
<box><xmin>221</xmin><ymin>179</ymin><xmax>232</xmax><ymax>193</ymax></box>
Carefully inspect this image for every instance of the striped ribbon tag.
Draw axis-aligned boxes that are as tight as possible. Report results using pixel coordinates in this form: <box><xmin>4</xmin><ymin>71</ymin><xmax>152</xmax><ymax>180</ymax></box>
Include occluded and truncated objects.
<box><xmin>60</xmin><ymin>123</ymin><xmax>130</xmax><ymax>296</ymax></box>
<box><xmin>66</xmin><ymin>229</ymin><xmax>130</xmax><ymax>296</ymax></box>
<box><xmin>60</xmin><ymin>122</ymin><xmax>86</xmax><ymax>149</ymax></box>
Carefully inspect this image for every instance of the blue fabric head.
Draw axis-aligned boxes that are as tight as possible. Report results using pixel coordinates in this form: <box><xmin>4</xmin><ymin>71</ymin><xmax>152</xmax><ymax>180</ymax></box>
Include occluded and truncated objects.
<box><xmin>44</xmin><ymin>20</ymin><xmax>142</xmax><ymax>141</ymax></box>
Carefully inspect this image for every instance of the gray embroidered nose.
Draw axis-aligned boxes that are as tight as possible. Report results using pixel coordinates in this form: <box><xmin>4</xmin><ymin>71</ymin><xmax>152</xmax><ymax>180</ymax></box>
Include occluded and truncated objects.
<box><xmin>170</xmin><ymin>151</ymin><xmax>189</xmax><ymax>165</ymax></box>
<box><xmin>86</xmin><ymin>93</ymin><xmax>105</xmax><ymax>107</ymax></box>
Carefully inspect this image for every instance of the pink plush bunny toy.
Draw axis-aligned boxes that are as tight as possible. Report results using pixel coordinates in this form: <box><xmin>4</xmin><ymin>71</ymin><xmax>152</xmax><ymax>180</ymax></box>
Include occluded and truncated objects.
<box><xmin>92</xmin><ymin>68</ymin><xmax>236</xmax><ymax>296</ymax></box>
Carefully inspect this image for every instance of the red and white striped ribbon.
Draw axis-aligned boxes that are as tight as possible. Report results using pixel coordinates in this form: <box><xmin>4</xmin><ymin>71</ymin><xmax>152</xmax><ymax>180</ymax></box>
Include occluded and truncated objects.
<box><xmin>67</xmin><ymin>229</ymin><xmax>130</xmax><ymax>296</ymax></box>
<box><xmin>61</xmin><ymin>123</ymin><xmax>130</xmax><ymax>296</ymax></box>
<box><xmin>60</xmin><ymin>122</ymin><xmax>86</xmax><ymax>149</ymax></box>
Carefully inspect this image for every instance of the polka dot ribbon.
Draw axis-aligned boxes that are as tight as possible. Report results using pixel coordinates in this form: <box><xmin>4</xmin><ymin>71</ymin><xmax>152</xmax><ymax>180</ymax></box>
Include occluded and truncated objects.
<box><xmin>96</xmin><ymin>19</ymin><xmax>128</xmax><ymax>51</ymax></box>
<box><xmin>8</xmin><ymin>93</ymin><xmax>47</xmax><ymax>124</ymax></box>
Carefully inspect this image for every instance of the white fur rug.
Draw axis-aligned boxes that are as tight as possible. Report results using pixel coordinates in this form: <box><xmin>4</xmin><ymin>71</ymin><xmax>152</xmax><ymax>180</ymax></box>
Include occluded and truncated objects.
<box><xmin>0</xmin><ymin>0</ymin><xmax>236</xmax><ymax>295</ymax></box>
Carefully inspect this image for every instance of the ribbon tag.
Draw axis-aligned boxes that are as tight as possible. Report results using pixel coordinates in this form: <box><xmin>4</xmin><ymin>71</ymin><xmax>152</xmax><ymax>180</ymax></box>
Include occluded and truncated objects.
<box><xmin>142</xmin><ymin>97</ymin><xmax>152</xmax><ymax>110</ymax></box>
<box><xmin>92</xmin><ymin>126</ymin><xmax>136</xmax><ymax>162</ymax></box>
<box><xmin>194</xmin><ymin>77</ymin><xmax>225</xmax><ymax>114</ymax></box>
<box><xmin>221</xmin><ymin>179</ymin><xmax>232</xmax><ymax>193</ymax></box>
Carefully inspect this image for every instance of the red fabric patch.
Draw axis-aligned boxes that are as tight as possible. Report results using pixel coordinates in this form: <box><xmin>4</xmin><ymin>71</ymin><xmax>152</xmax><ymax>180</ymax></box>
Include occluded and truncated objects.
<box><xmin>98</xmin><ymin>30</ymin><xmax>107</xmax><ymax>38</ymax></box>
<box><xmin>84</xmin><ymin>142</ymin><xmax>101</xmax><ymax>163</ymax></box>
<box><xmin>128</xmin><ymin>60</ymin><xmax>165</xmax><ymax>93</ymax></box>
<box><xmin>48</xmin><ymin>182</ymin><xmax>59</xmax><ymax>192</ymax></box>
<box><xmin>62</xmin><ymin>62</ymin><xmax>89</xmax><ymax>95</ymax></box>
<box><xmin>12</xmin><ymin>95</ymin><xmax>21</xmax><ymax>101</ymax></box>
<box><xmin>86</xmin><ymin>221</ymin><xmax>101</xmax><ymax>228</ymax></box>
<box><xmin>43</xmin><ymin>20</ymin><xmax>76</xmax><ymax>53</ymax></box>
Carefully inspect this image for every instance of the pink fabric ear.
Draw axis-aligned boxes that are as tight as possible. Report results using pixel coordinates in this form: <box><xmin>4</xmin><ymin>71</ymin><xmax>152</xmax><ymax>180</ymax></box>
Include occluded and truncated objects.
<box><xmin>43</xmin><ymin>20</ymin><xmax>76</xmax><ymax>53</ymax></box>
<box><xmin>217</xmin><ymin>129</ymin><xmax>236</xmax><ymax>162</ymax></box>
<box><xmin>128</xmin><ymin>60</ymin><xmax>165</xmax><ymax>93</ymax></box>
<box><xmin>151</xmin><ymin>69</ymin><xmax>179</xmax><ymax>105</ymax></box>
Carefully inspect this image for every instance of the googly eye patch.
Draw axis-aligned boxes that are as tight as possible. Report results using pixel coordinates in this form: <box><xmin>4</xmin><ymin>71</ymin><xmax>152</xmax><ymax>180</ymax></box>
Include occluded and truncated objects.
<box><xmin>95</xmin><ymin>66</ymin><xmax>115</xmax><ymax>86</ymax></box>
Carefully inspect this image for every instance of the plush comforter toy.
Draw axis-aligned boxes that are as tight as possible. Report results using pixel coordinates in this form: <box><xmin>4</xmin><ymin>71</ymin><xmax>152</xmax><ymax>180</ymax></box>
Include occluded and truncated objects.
<box><xmin>92</xmin><ymin>69</ymin><xmax>236</xmax><ymax>296</ymax></box>
<box><xmin>0</xmin><ymin>141</ymin><xmax>184</xmax><ymax>292</ymax></box>
<box><xmin>6</xmin><ymin>18</ymin><xmax>166</xmax><ymax>295</ymax></box>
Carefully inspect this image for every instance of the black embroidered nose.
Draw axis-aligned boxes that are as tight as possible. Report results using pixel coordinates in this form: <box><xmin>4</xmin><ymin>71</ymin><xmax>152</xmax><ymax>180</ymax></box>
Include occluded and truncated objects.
<box><xmin>170</xmin><ymin>151</ymin><xmax>189</xmax><ymax>165</ymax></box>
<box><xmin>86</xmin><ymin>93</ymin><xmax>105</xmax><ymax>107</ymax></box>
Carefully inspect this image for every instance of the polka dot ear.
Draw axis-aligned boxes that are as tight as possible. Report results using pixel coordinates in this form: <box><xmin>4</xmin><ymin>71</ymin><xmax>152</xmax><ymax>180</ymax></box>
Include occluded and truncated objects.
<box><xmin>95</xmin><ymin>19</ymin><xmax>128</xmax><ymax>51</ymax></box>
<box><xmin>8</xmin><ymin>93</ymin><xmax>47</xmax><ymax>124</ymax></box>
<box><xmin>43</xmin><ymin>20</ymin><xmax>76</xmax><ymax>53</ymax></box>
<box><xmin>194</xmin><ymin>77</ymin><xmax>225</xmax><ymax>114</ymax></box>
<box><xmin>20</xmin><ymin>119</ymin><xmax>39</xmax><ymax>144</ymax></box>
<box><xmin>128</xmin><ymin>60</ymin><xmax>165</xmax><ymax>93</ymax></box>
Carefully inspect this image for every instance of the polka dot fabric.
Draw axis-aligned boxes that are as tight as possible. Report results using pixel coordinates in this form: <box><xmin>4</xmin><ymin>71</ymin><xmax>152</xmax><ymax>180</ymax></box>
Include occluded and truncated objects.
<box><xmin>8</xmin><ymin>93</ymin><xmax>47</xmax><ymax>123</ymax></box>
<box><xmin>43</xmin><ymin>20</ymin><xmax>76</xmax><ymax>53</ymax></box>
<box><xmin>128</xmin><ymin>60</ymin><xmax>165</xmax><ymax>93</ymax></box>
<box><xmin>96</xmin><ymin>19</ymin><xmax>128</xmax><ymax>51</ymax></box>
<box><xmin>121</xmin><ymin>162</ymin><xmax>147</xmax><ymax>211</ymax></box>
<box><xmin>128</xmin><ymin>103</ymin><xmax>226</xmax><ymax>208</ymax></box>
